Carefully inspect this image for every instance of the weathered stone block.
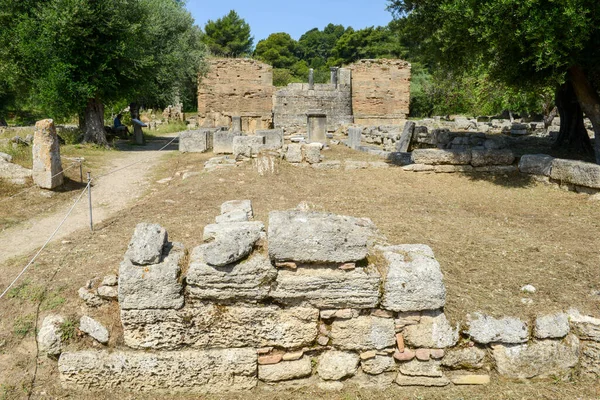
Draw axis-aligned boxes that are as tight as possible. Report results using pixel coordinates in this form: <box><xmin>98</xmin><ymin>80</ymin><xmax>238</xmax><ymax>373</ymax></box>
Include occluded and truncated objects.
<box><xmin>121</xmin><ymin>305</ymin><xmax>318</xmax><ymax>350</ymax></box>
<box><xmin>179</xmin><ymin>129</ymin><xmax>213</xmax><ymax>153</ymax></box>
<box><xmin>213</xmin><ymin>131</ymin><xmax>241</xmax><ymax>154</ymax></box>
<box><xmin>186</xmin><ymin>252</ymin><xmax>276</xmax><ymax>302</ymax></box>
<box><xmin>256</xmin><ymin>129</ymin><xmax>284</xmax><ymax>150</ymax></box>
<box><xmin>534</xmin><ymin>313</ymin><xmax>570</xmax><ymax>339</ymax></box>
<box><xmin>466</xmin><ymin>313</ymin><xmax>528</xmax><ymax>344</ymax></box>
<box><xmin>38</xmin><ymin>314</ymin><xmax>65</xmax><ymax>357</ymax></box>
<box><xmin>379</xmin><ymin>244</ymin><xmax>446</xmax><ymax>312</ymax></box>
<box><xmin>441</xmin><ymin>347</ymin><xmax>486</xmax><ymax>370</ymax></box>
<box><xmin>402</xmin><ymin>310</ymin><xmax>458</xmax><ymax>348</ymax></box>
<box><xmin>125</xmin><ymin>223</ymin><xmax>167</xmax><ymax>266</ymax></box>
<box><xmin>411</xmin><ymin>149</ymin><xmax>471</xmax><ymax>165</ymax></box>
<box><xmin>233</xmin><ymin>135</ymin><xmax>265</xmax><ymax>158</ymax></box>
<box><xmin>285</xmin><ymin>143</ymin><xmax>303</xmax><ymax>163</ymax></box>
<box><xmin>492</xmin><ymin>334</ymin><xmax>580</xmax><ymax>379</ymax></box>
<box><xmin>0</xmin><ymin>158</ymin><xmax>32</xmax><ymax>185</ymax></box>
<box><xmin>271</xmin><ymin>267</ymin><xmax>381</xmax><ymax>309</ymax></box>
<box><xmin>396</xmin><ymin>121</ymin><xmax>415</xmax><ymax>152</ymax></box>
<box><xmin>470</xmin><ymin>149</ymin><xmax>515</xmax><ymax>167</ymax></box>
<box><xmin>550</xmin><ymin>158</ymin><xmax>600</xmax><ymax>189</ymax></box>
<box><xmin>450</xmin><ymin>374</ymin><xmax>490</xmax><ymax>385</ymax></box>
<box><xmin>581</xmin><ymin>341</ymin><xmax>600</xmax><ymax>379</ymax></box>
<box><xmin>200</xmin><ymin>221</ymin><xmax>264</xmax><ymax>267</ymax></box>
<box><xmin>330</xmin><ymin>316</ymin><xmax>395</xmax><ymax>350</ymax></box>
<box><xmin>268</xmin><ymin>211</ymin><xmax>376</xmax><ymax>263</ymax></box>
<box><xmin>568</xmin><ymin>309</ymin><xmax>600</xmax><ymax>341</ymax></box>
<box><xmin>58</xmin><ymin>349</ymin><xmax>257</xmax><ymax>393</ymax></box>
<box><xmin>317</xmin><ymin>351</ymin><xmax>359</xmax><ymax>380</ymax></box>
<box><xmin>220</xmin><ymin>199</ymin><xmax>253</xmax><ymax>219</ymax></box>
<box><xmin>302</xmin><ymin>143</ymin><xmax>321</xmax><ymax>164</ymax></box>
<box><xmin>32</xmin><ymin>119</ymin><xmax>63</xmax><ymax>189</ymax></box>
<box><xmin>348</xmin><ymin>127</ymin><xmax>362</xmax><ymax>149</ymax></box>
<box><xmin>79</xmin><ymin>316</ymin><xmax>109</xmax><ymax>344</ymax></box>
<box><xmin>258</xmin><ymin>358</ymin><xmax>312</xmax><ymax>382</ymax></box>
<box><xmin>361</xmin><ymin>356</ymin><xmax>396</xmax><ymax>375</ymax></box>
<box><xmin>518</xmin><ymin>154</ymin><xmax>554</xmax><ymax>176</ymax></box>
<box><xmin>395</xmin><ymin>374</ymin><xmax>450</xmax><ymax>387</ymax></box>
<box><xmin>118</xmin><ymin>242</ymin><xmax>184</xmax><ymax>310</ymax></box>
<box><xmin>399</xmin><ymin>359</ymin><xmax>443</xmax><ymax>377</ymax></box>
<box><xmin>349</xmin><ymin>371</ymin><xmax>395</xmax><ymax>389</ymax></box>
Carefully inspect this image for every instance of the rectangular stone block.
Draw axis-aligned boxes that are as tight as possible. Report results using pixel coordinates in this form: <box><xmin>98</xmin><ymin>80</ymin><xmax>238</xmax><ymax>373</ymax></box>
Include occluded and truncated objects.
<box><xmin>411</xmin><ymin>149</ymin><xmax>472</xmax><ymax>165</ymax></box>
<box><xmin>550</xmin><ymin>158</ymin><xmax>600</xmax><ymax>189</ymax></box>
<box><xmin>121</xmin><ymin>304</ymin><xmax>318</xmax><ymax>350</ymax></box>
<box><xmin>118</xmin><ymin>242</ymin><xmax>185</xmax><ymax>310</ymax></box>
<box><xmin>214</xmin><ymin>131</ymin><xmax>242</xmax><ymax>154</ymax></box>
<box><xmin>518</xmin><ymin>154</ymin><xmax>554</xmax><ymax>176</ymax></box>
<box><xmin>470</xmin><ymin>149</ymin><xmax>515</xmax><ymax>167</ymax></box>
<box><xmin>271</xmin><ymin>267</ymin><xmax>381</xmax><ymax>309</ymax></box>
<box><xmin>348</xmin><ymin>127</ymin><xmax>362</xmax><ymax>149</ymax></box>
<box><xmin>330</xmin><ymin>316</ymin><xmax>396</xmax><ymax>350</ymax></box>
<box><xmin>256</xmin><ymin>129</ymin><xmax>284</xmax><ymax>150</ymax></box>
<box><xmin>33</xmin><ymin>119</ymin><xmax>63</xmax><ymax>189</ymax></box>
<box><xmin>233</xmin><ymin>135</ymin><xmax>265</xmax><ymax>158</ymax></box>
<box><xmin>268</xmin><ymin>211</ymin><xmax>376</xmax><ymax>263</ymax></box>
<box><xmin>179</xmin><ymin>129</ymin><xmax>214</xmax><ymax>153</ymax></box>
<box><xmin>58</xmin><ymin>349</ymin><xmax>257</xmax><ymax>393</ymax></box>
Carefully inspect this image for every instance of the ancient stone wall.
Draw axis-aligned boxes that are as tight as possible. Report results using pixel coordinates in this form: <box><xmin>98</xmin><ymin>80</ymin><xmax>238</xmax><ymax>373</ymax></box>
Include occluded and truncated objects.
<box><xmin>347</xmin><ymin>59</ymin><xmax>411</xmax><ymax>126</ymax></box>
<box><xmin>197</xmin><ymin>59</ymin><xmax>274</xmax><ymax>132</ymax></box>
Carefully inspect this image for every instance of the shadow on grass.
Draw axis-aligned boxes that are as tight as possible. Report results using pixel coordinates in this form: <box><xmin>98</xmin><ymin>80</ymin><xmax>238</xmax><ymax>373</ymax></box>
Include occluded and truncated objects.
<box><xmin>113</xmin><ymin>135</ymin><xmax>180</xmax><ymax>153</ymax></box>
<box><xmin>461</xmin><ymin>171</ymin><xmax>537</xmax><ymax>189</ymax></box>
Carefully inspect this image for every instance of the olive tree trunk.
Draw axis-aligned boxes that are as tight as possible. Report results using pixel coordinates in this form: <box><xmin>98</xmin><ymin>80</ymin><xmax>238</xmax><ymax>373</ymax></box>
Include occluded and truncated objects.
<box><xmin>569</xmin><ymin>65</ymin><xmax>600</xmax><ymax>164</ymax></box>
<box><xmin>82</xmin><ymin>98</ymin><xmax>108</xmax><ymax>146</ymax></box>
<box><xmin>553</xmin><ymin>80</ymin><xmax>593</xmax><ymax>155</ymax></box>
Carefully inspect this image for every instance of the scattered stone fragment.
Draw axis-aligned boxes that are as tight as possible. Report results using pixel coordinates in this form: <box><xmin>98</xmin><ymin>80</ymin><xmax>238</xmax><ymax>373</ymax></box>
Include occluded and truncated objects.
<box><xmin>317</xmin><ymin>351</ymin><xmax>360</xmax><ymax>381</ymax></box>
<box><xmin>220</xmin><ymin>200</ymin><xmax>253</xmax><ymax>220</ymax></box>
<box><xmin>403</xmin><ymin>310</ymin><xmax>458</xmax><ymax>348</ymax></box>
<box><xmin>521</xmin><ymin>284</ymin><xmax>536</xmax><ymax>294</ymax></box>
<box><xmin>38</xmin><ymin>315</ymin><xmax>65</xmax><ymax>357</ymax></box>
<box><xmin>125</xmin><ymin>223</ymin><xmax>167</xmax><ymax>266</ymax></box>
<box><xmin>534</xmin><ymin>313</ymin><xmax>570</xmax><ymax>339</ymax></box>
<box><xmin>101</xmin><ymin>275</ymin><xmax>118</xmax><ymax>287</ymax></box>
<box><xmin>441</xmin><ymin>347</ymin><xmax>486</xmax><ymax>370</ymax></box>
<box><xmin>97</xmin><ymin>286</ymin><xmax>118</xmax><ymax>299</ymax></box>
<box><xmin>259</xmin><ymin>358</ymin><xmax>312</xmax><ymax>382</ymax></box>
<box><xmin>78</xmin><ymin>287</ymin><xmax>104</xmax><ymax>307</ymax></box>
<box><xmin>466</xmin><ymin>313</ymin><xmax>529</xmax><ymax>344</ymax></box>
<box><xmin>79</xmin><ymin>316</ymin><xmax>109</xmax><ymax>344</ymax></box>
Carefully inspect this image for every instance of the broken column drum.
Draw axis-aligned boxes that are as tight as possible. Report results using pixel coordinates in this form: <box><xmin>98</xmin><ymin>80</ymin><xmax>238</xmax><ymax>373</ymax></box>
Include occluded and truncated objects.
<box><xmin>307</xmin><ymin>112</ymin><xmax>328</xmax><ymax>144</ymax></box>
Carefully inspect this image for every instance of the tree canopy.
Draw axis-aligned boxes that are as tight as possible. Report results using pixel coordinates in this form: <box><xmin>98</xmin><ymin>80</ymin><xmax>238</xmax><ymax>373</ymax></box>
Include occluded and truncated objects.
<box><xmin>202</xmin><ymin>10</ymin><xmax>253</xmax><ymax>57</ymax></box>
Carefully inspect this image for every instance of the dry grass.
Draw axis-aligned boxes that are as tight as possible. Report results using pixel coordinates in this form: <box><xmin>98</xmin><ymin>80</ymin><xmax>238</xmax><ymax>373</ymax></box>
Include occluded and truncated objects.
<box><xmin>1</xmin><ymin>143</ymin><xmax>599</xmax><ymax>398</ymax></box>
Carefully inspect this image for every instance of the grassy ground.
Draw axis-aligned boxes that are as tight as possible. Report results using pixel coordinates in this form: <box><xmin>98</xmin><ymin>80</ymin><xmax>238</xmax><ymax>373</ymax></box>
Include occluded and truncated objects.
<box><xmin>0</xmin><ymin>143</ymin><xmax>599</xmax><ymax>399</ymax></box>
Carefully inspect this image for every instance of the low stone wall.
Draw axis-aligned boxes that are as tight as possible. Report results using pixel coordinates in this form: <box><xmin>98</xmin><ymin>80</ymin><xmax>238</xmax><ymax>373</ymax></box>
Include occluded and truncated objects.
<box><xmin>519</xmin><ymin>154</ymin><xmax>600</xmax><ymax>193</ymax></box>
<box><xmin>56</xmin><ymin>202</ymin><xmax>599</xmax><ymax>393</ymax></box>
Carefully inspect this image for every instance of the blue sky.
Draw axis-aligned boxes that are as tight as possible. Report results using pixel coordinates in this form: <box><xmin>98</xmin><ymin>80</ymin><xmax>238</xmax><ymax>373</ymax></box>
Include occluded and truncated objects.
<box><xmin>186</xmin><ymin>0</ymin><xmax>394</xmax><ymax>43</ymax></box>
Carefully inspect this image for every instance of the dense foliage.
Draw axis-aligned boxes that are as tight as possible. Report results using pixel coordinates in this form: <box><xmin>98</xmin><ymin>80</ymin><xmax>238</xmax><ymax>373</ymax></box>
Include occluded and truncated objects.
<box><xmin>202</xmin><ymin>10</ymin><xmax>253</xmax><ymax>57</ymax></box>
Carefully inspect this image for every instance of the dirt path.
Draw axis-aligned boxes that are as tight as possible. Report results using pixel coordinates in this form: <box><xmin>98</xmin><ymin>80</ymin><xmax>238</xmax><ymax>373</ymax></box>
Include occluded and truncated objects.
<box><xmin>0</xmin><ymin>138</ymin><xmax>177</xmax><ymax>265</ymax></box>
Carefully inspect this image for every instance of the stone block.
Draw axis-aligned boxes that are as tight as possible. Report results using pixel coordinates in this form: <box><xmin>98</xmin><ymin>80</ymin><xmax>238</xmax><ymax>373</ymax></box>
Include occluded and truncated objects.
<box><xmin>396</xmin><ymin>121</ymin><xmax>415</xmax><ymax>152</ymax></box>
<box><xmin>285</xmin><ymin>143</ymin><xmax>303</xmax><ymax>163</ymax></box>
<box><xmin>256</xmin><ymin>129</ymin><xmax>284</xmax><ymax>150</ymax></box>
<box><xmin>550</xmin><ymin>158</ymin><xmax>600</xmax><ymax>189</ymax></box>
<box><xmin>258</xmin><ymin>358</ymin><xmax>312</xmax><ymax>382</ymax></box>
<box><xmin>450</xmin><ymin>374</ymin><xmax>490</xmax><ymax>385</ymax></box>
<box><xmin>317</xmin><ymin>351</ymin><xmax>359</xmax><ymax>380</ymax></box>
<box><xmin>399</xmin><ymin>359</ymin><xmax>443</xmax><ymax>377</ymax></box>
<box><xmin>330</xmin><ymin>316</ymin><xmax>396</xmax><ymax>350</ymax></box>
<box><xmin>220</xmin><ymin>199</ymin><xmax>253</xmax><ymax>219</ymax></box>
<box><xmin>32</xmin><ymin>119</ymin><xmax>63</xmax><ymax>189</ymax></box>
<box><xmin>470</xmin><ymin>149</ymin><xmax>515</xmax><ymax>167</ymax></box>
<box><xmin>79</xmin><ymin>316</ymin><xmax>109</xmax><ymax>344</ymax></box>
<box><xmin>518</xmin><ymin>154</ymin><xmax>554</xmax><ymax>176</ymax></box>
<box><xmin>348</xmin><ymin>127</ymin><xmax>362</xmax><ymax>149</ymax></box>
<box><xmin>200</xmin><ymin>221</ymin><xmax>264</xmax><ymax>267</ymax></box>
<box><xmin>233</xmin><ymin>135</ymin><xmax>265</xmax><ymax>158</ymax></box>
<box><xmin>434</xmin><ymin>165</ymin><xmax>474</xmax><ymax>173</ymax></box>
<box><xmin>302</xmin><ymin>143</ymin><xmax>321</xmax><ymax>164</ymax></box>
<box><xmin>534</xmin><ymin>313</ymin><xmax>570</xmax><ymax>339</ymax></box>
<box><xmin>121</xmin><ymin>305</ymin><xmax>318</xmax><ymax>350</ymax></box>
<box><xmin>268</xmin><ymin>211</ymin><xmax>376</xmax><ymax>263</ymax></box>
<box><xmin>361</xmin><ymin>356</ymin><xmax>396</xmax><ymax>375</ymax></box>
<box><xmin>402</xmin><ymin>310</ymin><xmax>458</xmax><ymax>349</ymax></box>
<box><xmin>349</xmin><ymin>371</ymin><xmax>395</xmax><ymax>389</ymax></box>
<box><xmin>307</xmin><ymin>113</ymin><xmax>327</xmax><ymax>144</ymax></box>
<box><xmin>581</xmin><ymin>342</ymin><xmax>600</xmax><ymax>379</ymax></box>
<box><xmin>38</xmin><ymin>314</ymin><xmax>65</xmax><ymax>357</ymax></box>
<box><xmin>466</xmin><ymin>313</ymin><xmax>529</xmax><ymax>344</ymax></box>
<box><xmin>492</xmin><ymin>334</ymin><xmax>580</xmax><ymax>379</ymax></box>
<box><xmin>118</xmin><ymin>242</ymin><xmax>185</xmax><ymax>310</ymax></box>
<box><xmin>213</xmin><ymin>131</ymin><xmax>241</xmax><ymax>154</ymax></box>
<box><xmin>0</xmin><ymin>159</ymin><xmax>32</xmax><ymax>185</ymax></box>
<box><xmin>568</xmin><ymin>309</ymin><xmax>600</xmax><ymax>341</ymax></box>
<box><xmin>186</xmin><ymin>252</ymin><xmax>276</xmax><ymax>302</ymax></box>
<box><xmin>441</xmin><ymin>347</ymin><xmax>486</xmax><ymax>370</ymax></box>
<box><xmin>411</xmin><ymin>149</ymin><xmax>471</xmax><ymax>165</ymax></box>
<box><xmin>125</xmin><ymin>223</ymin><xmax>167</xmax><ymax>266</ymax></box>
<box><xmin>395</xmin><ymin>374</ymin><xmax>450</xmax><ymax>387</ymax></box>
<box><xmin>379</xmin><ymin>244</ymin><xmax>446</xmax><ymax>312</ymax></box>
<box><xmin>271</xmin><ymin>267</ymin><xmax>381</xmax><ymax>309</ymax></box>
<box><xmin>179</xmin><ymin>129</ymin><xmax>213</xmax><ymax>153</ymax></box>
<box><xmin>58</xmin><ymin>349</ymin><xmax>257</xmax><ymax>393</ymax></box>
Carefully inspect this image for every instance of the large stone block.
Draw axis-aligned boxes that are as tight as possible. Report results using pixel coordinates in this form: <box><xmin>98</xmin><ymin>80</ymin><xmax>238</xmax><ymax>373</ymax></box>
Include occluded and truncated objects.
<box><xmin>317</xmin><ymin>351</ymin><xmax>359</xmax><ymax>380</ymax></box>
<box><xmin>411</xmin><ymin>149</ymin><xmax>471</xmax><ymax>165</ymax></box>
<box><xmin>256</xmin><ymin>129</ymin><xmax>284</xmax><ymax>150</ymax></box>
<box><xmin>302</xmin><ymin>143</ymin><xmax>322</xmax><ymax>164</ymax></box>
<box><xmin>348</xmin><ymin>127</ymin><xmax>362</xmax><ymax>149</ymax></box>
<box><xmin>258</xmin><ymin>358</ymin><xmax>312</xmax><ymax>382</ymax></box>
<box><xmin>32</xmin><ymin>119</ymin><xmax>63</xmax><ymax>189</ymax></box>
<box><xmin>268</xmin><ymin>211</ymin><xmax>376</xmax><ymax>263</ymax></box>
<box><xmin>466</xmin><ymin>313</ymin><xmax>529</xmax><ymax>344</ymax></box>
<box><xmin>330</xmin><ymin>316</ymin><xmax>396</xmax><ymax>350</ymax></box>
<box><xmin>550</xmin><ymin>158</ymin><xmax>600</xmax><ymax>189</ymax></box>
<box><xmin>118</xmin><ymin>242</ymin><xmax>185</xmax><ymax>310</ymax></box>
<box><xmin>58</xmin><ymin>349</ymin><xmax>257</xmax><ymax>393</ymax></box>
<box><xmin>186</xmin><ymin>252</ymin><xmax>276</xmax><ymax>302</ymax></box>
<box><xmin>441</xmin><ymin>347</ymin><xmax>486</xmax><ymax>370</ymax></box>
<box><xmin>38</xmin><ymin>315</ymin><xmax>65</xmax><ymax>357</ymax></box>
<box><xmin>125</xmin><ymin>223</ymin><xmax>167</xmax><ymax>266</ymax></box>
<box><xmin>492</xmin><ymin>335</ymin><xmax>580</xmax><ymax>379</ymax></box>
<box><xmin>379</xmin><ymin>245</ymin><xmax>446</xmax><ymax>312</ymax></box>
<box><xmin>470</xmin><ymin>149</ymin><xmax>515</xmax><ymax>167</ymax></box>
<box><xmin>179</xmin><ymin>129</ymin><xmax>214</xmax><ymax>153</ymax></box>
<box><xmin>200</xmin><ymin>221</ymin><xmax>265</xmax><ymax>267</ymax></box>
<box><xmin>121</xmin><ymin>304</ymin><xmax>318</xmax><ymax>350</ymax></box>
<box><xmin>568</xmin><ymin>309</ymin><xmax>600</xmax><ymax>341</ymax></box>
<box><xmin>233</xmin><ymin>135</ymin><xmax>265</xmax><ymax>158</ymax></box>
<box><xmin>213</xmin><ymin>131</ymin><xmax>241</xmax><ymax>154</ymax></box>
<box><xmin>402</xmin><ymin>310</ymin><xmax>459</xmax><ymax>349</ymax></box>
<box><xmin>518</xmin><ymin>154</ymin><xmax>554</xmax><ymax>176</ymax></box>
<box><xmin>581</xmin><ymin>342</ymin><xmax>600</xmax><ymax>379</ymax></box>
<box><xmin>285</xmin><ymin>143</ymin><xmax>303</xmax><ymax>163</ymax></box>
<box><xmin>396</xmin><ymin>121</ymin><xmax>415</xmax><ymax>152</ymax></box>
<box><xmin>271</xmin><ymin>267</ymin><xmax>381</xmax><ymax>309</ymax></box>
<box><xmin>534</xmin><ymin>313</ymin><xmax>570</xmax><ymax>339</ymax></box>
<box><xmin>0</xmin><ymin>158</ymin><xmax>32</xmax><ymax>185</ymax></box>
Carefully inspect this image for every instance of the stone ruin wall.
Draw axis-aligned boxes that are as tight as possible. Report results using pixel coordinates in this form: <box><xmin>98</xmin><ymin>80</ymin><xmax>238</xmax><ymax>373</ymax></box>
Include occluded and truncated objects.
<box><xmin>347</xmin><ymin>59</ymin><xmax>411</xmax><ymax>126</ymax></box>
<box><xmin>54</xmin><ymin>201</ymin><xmax>600</xmax><ymax>394</ymax></box>
<box><xmin>197</xmin><ymin>59</ymin><xmax>274</xmax><ymax>132</ymax></box>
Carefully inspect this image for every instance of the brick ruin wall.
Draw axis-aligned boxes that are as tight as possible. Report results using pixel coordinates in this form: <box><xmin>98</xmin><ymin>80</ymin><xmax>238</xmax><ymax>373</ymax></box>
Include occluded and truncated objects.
<box><xmin>197</xmin><ymin>59</ymin><xmax>274</xmax><ymax>132</ymax></box>
<box><xmin>347</xmin><ymin>59</ymin><xmax>411</xmax><ymax>126</ymax></box>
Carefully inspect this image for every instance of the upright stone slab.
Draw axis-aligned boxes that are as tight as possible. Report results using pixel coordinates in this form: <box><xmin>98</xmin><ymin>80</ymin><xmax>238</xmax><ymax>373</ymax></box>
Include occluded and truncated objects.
<box><xmin>231</xmin><ymin>116</ymin><xmax>242</xmax><ymax>132</ymax></box>
<box><xmin>214</xmin><ymin>131</ymin><xmax>241</xmax><ymax>154</ymax></box>
<box><xmin>348</xmin><ymin>127</ymin><xmax>362</xmax><ymax>149</ymax></box>
<box><xmin>396</xmin><ymin>121</ymin><xmax>415</xmax><ymax>152</ymax></box>
<box><xmin>179</xmin><ymin>129</ymin><xmax>214</xmax><ymax>153</ymax></box>
<box><xmin>233</xmin><ymin>136</ymin><xmax>265</xmax><ymax>158</ymax></box>
<box><xmin>307</xmin><ymin>112</ymin><xmax>327</xmax><ymax>144</ymax></box>
<box><xmin>256</xmin><ymin>129</ymin><xmax>284</xmax><ymax>150</ymax></box>
<box><xmin>32</xmin><ymin>119</ymin><xmax>63</xmax><ymax>189</ymax></box>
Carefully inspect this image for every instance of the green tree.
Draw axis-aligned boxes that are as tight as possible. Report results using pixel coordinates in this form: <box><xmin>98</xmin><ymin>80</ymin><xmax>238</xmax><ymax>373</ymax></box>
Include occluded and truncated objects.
<box><xmin>387</xmin><ymin>0</ymin><xmax>600</xmax><ymax>162</ymax></box>
<box><xmin>254</xmin><ymin>33</ymin><xmax>299</xmax><ymax>69</ymax></box>
<box><xmin>328</xmin><ymin>25</ymin><xmax>405</xmax><ymax>66</ymax></box>
<box><xmin>202</xmin><ymin>10</ymin><xmax>253</xmax><ymax>57</ymax></box>
<box><xmin>297</xmin><ymin>24</ymin><xmax>348</xmax><ymax>69</ymax></box>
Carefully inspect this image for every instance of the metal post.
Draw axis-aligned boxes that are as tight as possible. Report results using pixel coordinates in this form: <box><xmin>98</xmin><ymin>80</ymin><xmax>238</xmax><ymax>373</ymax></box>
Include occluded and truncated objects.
<box><xmin>79</xmin><ymin>161</ymin><xmax>83</xmax><ymax>183</ymax></box>
<box><xmin>87</xmin><ymin>172</ymin><xmax>93</xmax><ymax>232</ymax></box>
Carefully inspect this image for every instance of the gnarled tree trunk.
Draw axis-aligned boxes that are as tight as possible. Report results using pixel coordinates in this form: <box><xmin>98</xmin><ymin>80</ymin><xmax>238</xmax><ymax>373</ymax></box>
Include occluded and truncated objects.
<box><xmin>569</xmin><ymin>65</ymin><xmax>600</xmax><ymax>164</ymax></box>
<box><xmin>553</xmin><ymin>80</ymin><xmax>593</xmax><ymax>155</ymax></box>
<box><xmin>82</xmin><ymin>98</ymin><xmax>108</xmax><ymax>146</ymax></box>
